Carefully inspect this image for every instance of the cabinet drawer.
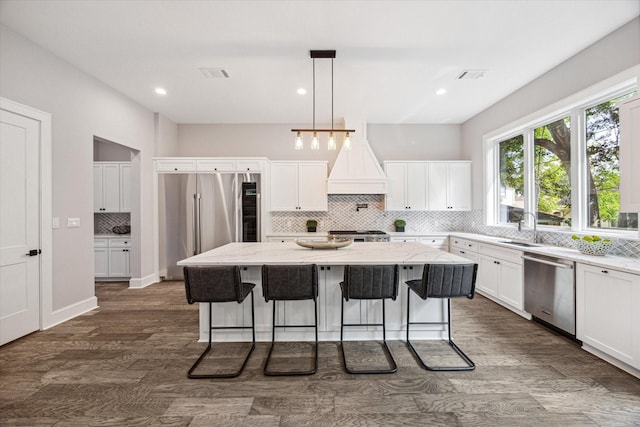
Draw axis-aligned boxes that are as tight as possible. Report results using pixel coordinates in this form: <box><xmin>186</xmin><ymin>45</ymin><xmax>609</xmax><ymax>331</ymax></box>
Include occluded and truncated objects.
<box><xmin>236</xmin><ymin>160</ymin><xmax>263</xmax><ymax>172</ymax></box>
<box><xmin>156</xmin><ymin>159</ymin><xmax>197</xmax><ymax>172</ymax></box>
<box><xmin>196</xmin><ymin>159</ymin><xmax>236</xmax><ymax>172</ymax></box>
<box><xmin>450</xmin><ymin>237</ymin><xmax>478</xmax><ymax>252</ymax></box>
<box><xmin>479</xmin><ymin>243</ymin><xmax>523</xmax><ymax>264</ymax></box>
<box><xmin>109</xmin><ymin>238</ymin><xmax>131</xmax><ymax>247</ymax></box>
<box><xmin>419</xmin><ymin>237</ymin><xmax>449</xmax><ymax>248</ymax></box>
<box><xmin>94</xmin><ymin>238</ymin><xmax>108</xmax><ymax>248</ymax></box>
<box><xmin>451</xmin><ymin>248</ymin><xmax>479</xmax><ymax>263</ymax></box>
<box><xmin>391</xmin><ymin>237</ymin><xmax>418</xmax><ymax>243</ymax></box>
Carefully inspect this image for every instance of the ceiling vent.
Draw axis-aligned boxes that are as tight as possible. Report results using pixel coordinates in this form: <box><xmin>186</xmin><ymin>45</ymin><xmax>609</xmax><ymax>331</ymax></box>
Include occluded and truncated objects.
<box><xmin>456</xmin><ymin>69</ymin><xmax>487</xmax><ymax>80</ymax></box>
<box><xmin>199</xmin><ymin>68</ymin><xmax>230</xmax><ymax>79</ymax></box>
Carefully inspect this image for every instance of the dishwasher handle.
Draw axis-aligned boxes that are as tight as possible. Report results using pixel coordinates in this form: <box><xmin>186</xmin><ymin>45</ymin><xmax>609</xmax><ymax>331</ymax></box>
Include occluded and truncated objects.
<box><xmin>521</xmin><ymin>255</ymin><xmax>574</xmax><ymax>269</ymax></box>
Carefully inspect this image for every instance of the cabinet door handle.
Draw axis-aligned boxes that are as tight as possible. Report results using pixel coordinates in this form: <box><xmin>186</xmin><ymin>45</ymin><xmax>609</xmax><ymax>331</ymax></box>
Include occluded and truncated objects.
<box><xmin>460</xmin><ymin>250</ymin><xmax>465</xmax><ymax>254</ymax></box>
<box><xmin>601</xmin><ymin>270</ymin><xmax>608</xmax><ymax>274</ymax></box>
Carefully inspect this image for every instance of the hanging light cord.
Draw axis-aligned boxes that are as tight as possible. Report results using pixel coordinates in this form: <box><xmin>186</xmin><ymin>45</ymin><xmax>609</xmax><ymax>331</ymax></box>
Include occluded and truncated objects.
<box><xmin>331</xmin><ymin>57</ymin><xmax>334</xmax><ymax>132</ymax></box>
<box><xmin>312</xmin><ymin>57</ymin><xmax>316</xmax><ymax>131</ymax></box>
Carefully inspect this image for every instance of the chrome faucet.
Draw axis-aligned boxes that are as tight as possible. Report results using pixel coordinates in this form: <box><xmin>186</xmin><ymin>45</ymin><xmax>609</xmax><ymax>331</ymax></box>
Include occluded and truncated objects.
<box><xmin>518</xmin><ymin>211</ymin><xmax>539</xmax><ymax>243</ymax></box>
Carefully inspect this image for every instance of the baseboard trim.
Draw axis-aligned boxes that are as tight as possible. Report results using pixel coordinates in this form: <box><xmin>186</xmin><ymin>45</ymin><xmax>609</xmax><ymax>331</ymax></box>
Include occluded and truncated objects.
<box><xmin>129</xmin><ymin>273</ymin><xmax>159</xmax><ymax>289</ymax></box>
<box><xmin>43</xmin><ymin>296</ymin><xmax>98</xmax><ymax>330</ymax></box>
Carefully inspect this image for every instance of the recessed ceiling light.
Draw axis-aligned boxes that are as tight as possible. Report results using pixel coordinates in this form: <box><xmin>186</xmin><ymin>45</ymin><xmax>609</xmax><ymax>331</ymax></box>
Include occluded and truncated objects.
<box><xmin>297</xmin><ymin>88</ymin><xmax>307</xmax><ymax>95</ymax></box>
<box><xmin>155</xmin><ymin>87</ymin><xmax>167</xmax><ymax>95</ymax></box>
<box><xmin>436</xmin><ymin>88</ymin><xmax>447</xmax><ymax>96</ymax></box>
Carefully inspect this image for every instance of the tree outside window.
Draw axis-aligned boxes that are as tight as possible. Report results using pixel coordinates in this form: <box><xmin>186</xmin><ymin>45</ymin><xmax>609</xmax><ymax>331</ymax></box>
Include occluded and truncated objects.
<box><xmin>534</xmin><ymin>117</ymin><xmax>572</xmax><ymax>227</ymax></box>
<box><xmin>585</xmin><ymin>93</ymin><xmax>637</xmax><ymax>230</ymax></box>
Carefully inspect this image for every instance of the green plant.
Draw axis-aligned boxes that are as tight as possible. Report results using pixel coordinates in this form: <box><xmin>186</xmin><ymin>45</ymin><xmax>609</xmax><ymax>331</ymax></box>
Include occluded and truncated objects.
<box><xmin>306</xmin><ymin>219</ymin><xmax>318</xmax><ymax>227</ymax></box>
<box><xmin>394</xmin><ymin>219</ymin><xmax>406</xmax><ymax>227</ymax></box>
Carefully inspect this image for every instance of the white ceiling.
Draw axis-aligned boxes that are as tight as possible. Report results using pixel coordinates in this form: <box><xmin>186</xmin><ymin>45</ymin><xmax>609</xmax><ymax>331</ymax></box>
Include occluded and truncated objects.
<box><xmin>1</xmin><ymin>0</ymin><xmax>638</xmax><ymax>124</ymax></box>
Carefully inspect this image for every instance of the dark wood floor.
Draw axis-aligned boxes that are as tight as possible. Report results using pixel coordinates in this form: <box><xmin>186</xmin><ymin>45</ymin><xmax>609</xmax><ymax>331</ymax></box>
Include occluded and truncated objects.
<box><xmin>1</xmin><ymin>281</ymin><xmax>640</xmax><ymax>426</ymax></box>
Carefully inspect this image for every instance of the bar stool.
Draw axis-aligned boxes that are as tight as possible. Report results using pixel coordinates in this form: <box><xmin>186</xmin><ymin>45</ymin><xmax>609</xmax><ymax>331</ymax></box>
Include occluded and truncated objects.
<box><xmin>339</xmin><ymin>264</ymin><xmax>399</xmax><ymax>374</ymax></box>
<box><xmin>405</xmin><ymin>263</ymin><xmax>478</xmax><ymax>371</ymax></box>
<box><xmin>261</xmin><ymin>264</ymin><xmax>318</xmax><ymax>376</ymax></box>
<box><xmin>183</xmin><ymin>265</ymin><xmax>256</xmax><ymax>379</ymax></box>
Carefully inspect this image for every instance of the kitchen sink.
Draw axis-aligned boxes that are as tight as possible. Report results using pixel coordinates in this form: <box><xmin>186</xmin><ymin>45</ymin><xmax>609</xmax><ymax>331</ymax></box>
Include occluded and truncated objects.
<box><xmin>499</xmin><ymin>240</ymin><xmax>541</xmax><ymax>248</ymax></box>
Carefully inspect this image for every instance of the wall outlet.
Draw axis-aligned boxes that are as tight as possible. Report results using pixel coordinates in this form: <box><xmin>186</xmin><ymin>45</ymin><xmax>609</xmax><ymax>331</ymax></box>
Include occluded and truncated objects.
<box><xmin>286</xmin><ymin>220</ymin><xmax>292</xmax><ymax>228</ymax></box>
<box><xmin>52</xmin><ymin>217</ymin><xmax>60</xmax><ymax>229</ymax></box>
<box><xmin>67</xmin><ymin>217</ymin><xmax>80</xmax><ymax>228</ymax></box>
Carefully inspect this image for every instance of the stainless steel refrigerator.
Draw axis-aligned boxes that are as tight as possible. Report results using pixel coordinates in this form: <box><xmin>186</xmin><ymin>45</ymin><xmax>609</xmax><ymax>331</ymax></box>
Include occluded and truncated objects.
<box><xmin>159</xmin><ymin>173</ymin><xmax>260</xmax><ymax>280</ymax></box>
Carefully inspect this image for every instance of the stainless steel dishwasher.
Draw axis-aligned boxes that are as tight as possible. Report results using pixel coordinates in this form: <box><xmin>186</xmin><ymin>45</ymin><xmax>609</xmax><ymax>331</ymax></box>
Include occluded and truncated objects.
<box><xmin>522</xmin><ymin>253</ymin><xmax>576</xmax><ymax>336</ymax></box>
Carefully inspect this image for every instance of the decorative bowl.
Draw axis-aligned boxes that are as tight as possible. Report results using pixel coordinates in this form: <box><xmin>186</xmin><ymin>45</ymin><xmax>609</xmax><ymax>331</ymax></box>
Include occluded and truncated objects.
<box><xmin>572</xmin><ymin>239</ymin><xmax>614</xmax><ymax>256</ymax></box>
<box><xmin>295</xmin><ymin>237</ymin><xmax>353</xmax><ymax>250</ymax></box>
<box><xmin>112</xmin><ymin>225</ymin><xmax>131</xmax><ymax>235</ymax></box>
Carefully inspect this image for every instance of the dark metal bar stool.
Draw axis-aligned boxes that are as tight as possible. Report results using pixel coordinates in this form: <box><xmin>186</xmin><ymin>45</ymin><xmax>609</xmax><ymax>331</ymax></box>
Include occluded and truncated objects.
<box><xmin>261</xmin><ymin>264</ymin><xmax>318</xmax><ymax>376</ymax></box>
<box><xmin>339</xmin><ymin>264</ymin><xmax>399</xmax><ymax>374</ymax></box>
<box><xmin>183</xmin><ymin>265</ymin><xmax>256</xmax><ymax>379</ymax></box>
<box><xmin>405</xmin><ymin>263</ymin><xmax>478</xmax><ymax>371</ymax></box>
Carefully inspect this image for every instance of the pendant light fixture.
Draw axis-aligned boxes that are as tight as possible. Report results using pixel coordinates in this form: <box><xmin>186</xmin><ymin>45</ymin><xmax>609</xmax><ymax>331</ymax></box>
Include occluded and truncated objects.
<box><xmin>292</xmin><ymin>50</ymin><xmax>354</xmax><ymax>150</ymax></box>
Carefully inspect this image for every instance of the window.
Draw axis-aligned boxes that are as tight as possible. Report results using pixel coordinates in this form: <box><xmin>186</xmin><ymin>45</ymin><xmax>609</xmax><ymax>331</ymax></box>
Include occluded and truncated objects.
<box><xmin>534</xmin><ymin>117</ymin><xmax>571</xmax><ymax>227</ymax></box>
<box><xmin>498</xmin><ymin>135</ymin><xmax>524</xmax><ymax>224</ymax></box>
<box><xmin>487</xmin><ymin>78</ymin><xmax>637</xmax><ymax>236</ymax></box>
<box><xmin>585</xmin><ymin>94</ymin><xmax>637</xmax><ymax>231</ymax></box>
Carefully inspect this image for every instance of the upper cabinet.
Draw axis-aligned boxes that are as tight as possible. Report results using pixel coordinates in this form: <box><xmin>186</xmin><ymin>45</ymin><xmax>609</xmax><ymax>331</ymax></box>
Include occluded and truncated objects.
<box><xmin>428</xmin><ymin>162</ymin><xmax>471</xmax><ymax>211</ymax></box>
<box><xmin>619</xmin><ymin>96</ymin><xmax>640</xmax><ymax>212</ymax></box>
<box><xmin>384</xmin><ymin>162</ymin><xmax>428</xmax><ymax>211</ymax></box>
<box><xmin>269</xmin><ymin>161</ymin><xmax>328</xmax><ymax>211</ymax></box>
<box><xmin>154</xmin><ymin>157</ymin><xmax>266</xmax><ymax>173</ymax></box>
<box><xmin>384</xmin><ymin>161</ymin><xmax>471</xmax><ymax>211</ymax></box>
<box><xmin>94</xmin><ymin>162</ymin><xmax>130</xmax><ymax>213</ymax></box>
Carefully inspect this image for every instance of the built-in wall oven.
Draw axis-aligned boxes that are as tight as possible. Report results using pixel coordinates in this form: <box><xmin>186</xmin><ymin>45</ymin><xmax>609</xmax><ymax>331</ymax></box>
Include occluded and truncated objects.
<box><xmin>523</xmin><ymin>253</ymin><xmax>576</xmax><ymax>337</ymax></box>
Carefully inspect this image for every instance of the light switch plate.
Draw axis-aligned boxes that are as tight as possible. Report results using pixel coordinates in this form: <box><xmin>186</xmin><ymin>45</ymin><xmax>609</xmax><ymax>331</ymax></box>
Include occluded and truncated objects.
<box><xmin>52</xmin><ymin>217</ymin><xmax>60</xmax><ymax>229</ymax></box>
<box><xmin>67</xmin><ymin>218</ymin><xmax>80</xmax><ymax>228</ymax></box>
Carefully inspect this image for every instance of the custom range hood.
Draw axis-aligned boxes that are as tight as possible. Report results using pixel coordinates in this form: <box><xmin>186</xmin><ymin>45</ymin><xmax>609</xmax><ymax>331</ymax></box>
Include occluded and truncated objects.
<box><xmin>327</xmin><ymin>121</ymin><xmax>388</xmax><ymax>194</ymax></box>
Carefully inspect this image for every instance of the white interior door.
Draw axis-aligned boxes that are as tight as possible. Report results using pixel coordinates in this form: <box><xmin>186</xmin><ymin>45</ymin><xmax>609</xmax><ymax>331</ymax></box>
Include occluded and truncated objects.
<box><xmin>0</xmin><ymin>109</ymin><xmax>41</xmax><ymax>345</ymax></box>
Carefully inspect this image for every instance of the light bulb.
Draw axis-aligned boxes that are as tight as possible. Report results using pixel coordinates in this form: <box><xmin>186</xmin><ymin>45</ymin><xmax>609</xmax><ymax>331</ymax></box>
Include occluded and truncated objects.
<box><xmin>294</xmin><ymin>132</ymin><xmax>303</xmax><ymax>150</ymax></box>
<box><xmin>343</xmin><ymin>132</ymin><xmax>352</xmax><ymax>150</ymax></box>
<box><xmin>328</xmin><ymin>132</ymin><xmax>336</xmax><ymax>150</ymax></box>
<box><xmin>311</xmin><ymin>132</ymin><xmax>319</xmax><ymax>150</ymax></box>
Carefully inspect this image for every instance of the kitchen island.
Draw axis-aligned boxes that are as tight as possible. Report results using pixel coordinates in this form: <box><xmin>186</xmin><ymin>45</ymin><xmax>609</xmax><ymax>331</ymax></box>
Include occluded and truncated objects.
<box><xmin>178</xmin><ymin>241</ymin><xmax>473</xmax><ymax>342</ymax></box>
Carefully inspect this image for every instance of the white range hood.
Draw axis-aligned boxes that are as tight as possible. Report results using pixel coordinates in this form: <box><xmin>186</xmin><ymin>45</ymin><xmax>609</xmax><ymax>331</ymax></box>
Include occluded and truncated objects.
<box><xmin>327</xmin><ymin>122</ymin><xmax>388</xmax><ymax>194</ymax></box>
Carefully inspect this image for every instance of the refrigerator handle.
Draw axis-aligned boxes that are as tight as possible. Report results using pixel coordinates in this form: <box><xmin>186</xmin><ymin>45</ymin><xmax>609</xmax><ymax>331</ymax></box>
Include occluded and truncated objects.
<box><xmin>193</xmin><ymin>193</ymin><xmax>201</xmax><ymax>254</ymax></box>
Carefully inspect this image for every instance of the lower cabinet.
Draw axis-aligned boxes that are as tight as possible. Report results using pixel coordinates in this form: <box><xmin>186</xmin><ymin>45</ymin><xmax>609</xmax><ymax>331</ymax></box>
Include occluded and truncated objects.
<box><xmin>576</xmin><ymin>263</ymin><xmax>640</xmax><ymax>370</ymax></box>
<box><xmin>94</xmin><ymin>237</ymin><xmax>131</xmax><ymax>279</ymax></box>
<box><xmin>476</xmin><ymin>243</ymin><xmax>524</xmax><ymax>311</ymax></box>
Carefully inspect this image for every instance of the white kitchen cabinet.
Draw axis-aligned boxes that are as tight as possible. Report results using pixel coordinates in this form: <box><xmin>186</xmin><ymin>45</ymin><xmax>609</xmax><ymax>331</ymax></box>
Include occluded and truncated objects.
<box><xmin>476</xmin><ymin>243</ymin><xmax>524</xmax><ymax>311</ymax></box>
<box><xmin>94</xmin><ymin>162</ymin><xmax>131</xmax><ymax>213</ymax></box>
<box><xmin>576</xmin><ymin>263</ymin><xmax>640</xmax><ymax>369</ymax></box>
<box><xmin>155</xmin><ymin>158</ymin><xmax>197</xmax><ymax>172</ymax></box>
<box><xmin>419</xmin><ymin>237</ymin><xmax>448</xmax><ymax>249</ymax></box>
<box><xmin>94</xmin><ymin>242</ymin><xmax>109</xmax><ymax>278</ymax></box>
<box><xmin>390</xmin><ymin>236</ymin><xmax>418</xmax><ymax>243</ymax></box>
<box><xmin>428</xmin><ymin>162</ymin><xmax>472</xmax><ymax>211</ymax></box>
<box><xmin>619</xmin><ymin>96</ymin><xmax>640</xmax><ymax>212</ymax></box>
<box><xmin>384</xmin><ymin>162</ymin><xmax>428</xmax><ymax>211</ymax></box>
<box><xmin>94</xmin><ymin>162</ymin><xmax>121</xmax><ymax>212</ymax></box>
<box><xmin>120</xmin><ymin>163</ymin><xmax>131</xmax><ymax>212</ymax></box>
<box><xmin>269</xmin><ymin>161</ymin><xmax>328</xmax><ymax>211</ymax></box>
<box><xmin>449</xmin><ymin>237</ymin><xmax>479</xmax><ymax>263</ymax></box>
<box><xmin>196</xmin><ymin>159</ymin><xmax>236</xmax><ymax>172</ymax></box>
<box><xmin>94</xmin><ymin>237</ymin><xmax>131</xmax><ymax>279</ymax></box>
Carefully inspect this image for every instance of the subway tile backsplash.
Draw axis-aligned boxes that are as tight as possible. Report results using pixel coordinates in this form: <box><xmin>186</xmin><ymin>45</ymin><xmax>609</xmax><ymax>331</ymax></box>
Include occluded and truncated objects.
<box><xmin>270</xmin><ymin>195</ymin><xmax>640</xmax><ymax>258</ymax></box>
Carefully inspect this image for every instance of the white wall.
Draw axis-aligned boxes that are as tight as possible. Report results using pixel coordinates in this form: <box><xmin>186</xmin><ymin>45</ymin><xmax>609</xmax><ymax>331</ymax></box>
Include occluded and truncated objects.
<box><xmin>461</xmin><ymin>17</ymin><xmax>640</xmax><ymax>210</ymax></box>
<box><xmin>0</xmin><ymin>24</ymin><xmax>175</xmax><ymax>312</ymax></box>
<box><xmin>177</xmin><ymin>123</ymin><xmax>463</xmax><ymax>165</ymax></box>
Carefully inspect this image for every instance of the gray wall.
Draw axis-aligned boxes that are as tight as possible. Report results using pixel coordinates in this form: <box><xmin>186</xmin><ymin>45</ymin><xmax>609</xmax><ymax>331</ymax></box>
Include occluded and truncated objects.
<box><xmin>177</xmin><ymin>123</ymin><xmax>463</xmax><ymax>165</ymax></box>
<box><xmin>461</xmin><ymin>17</ymin><xmax>640</xmax><ymax>210</ymax></box>
<box><xmin>0</xmin><ymin>24</ymin><xmax>176</xmax><ymax>310</ymax></box>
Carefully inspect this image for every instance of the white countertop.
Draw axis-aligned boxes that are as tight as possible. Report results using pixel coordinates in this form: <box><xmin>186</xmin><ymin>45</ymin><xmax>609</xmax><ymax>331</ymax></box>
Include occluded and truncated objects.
<box><xmin>94</xmin><ymin>234</ymin><xmax>131</xmax><ymax>238</ymax></box>
<box><xmin>450</xmin><ymin>232</ymin><xmax>640</xmax><ymax>275</ymax></box>
<box><xmin>178</xmin><ymin>241</ymin><xmax>471</xmax><ymax>266</ymax></box>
